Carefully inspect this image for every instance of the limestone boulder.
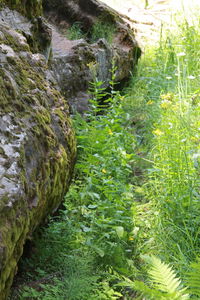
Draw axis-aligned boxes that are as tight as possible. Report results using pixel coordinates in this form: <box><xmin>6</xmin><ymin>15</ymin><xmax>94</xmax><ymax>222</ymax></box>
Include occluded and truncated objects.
<box><xmin>0</xmin><ymin>22</ymin><xmax>76</xmax><ymax>299</ymax></box>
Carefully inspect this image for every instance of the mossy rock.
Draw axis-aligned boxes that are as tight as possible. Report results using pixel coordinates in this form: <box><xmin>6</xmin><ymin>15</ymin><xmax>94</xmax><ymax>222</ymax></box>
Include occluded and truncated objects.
<box><xmin>0</xmin><ymin>0</ymin><xmax>42</xmax><ymax>18</ymax></box>
<box><xmin>0</xmin><ymin>23</ymin><xmax>76</xmax><ymax>299</ymax></box>
<box><xmin>44</xmin><ymin>0</ymin><xmax>141</xmax><ymax>112</ymax></box>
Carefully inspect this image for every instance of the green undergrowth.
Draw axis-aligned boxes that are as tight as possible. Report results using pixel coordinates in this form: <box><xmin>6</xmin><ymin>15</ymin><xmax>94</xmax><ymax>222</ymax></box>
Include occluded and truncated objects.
<box><xmin>10</xmin><ymin>73</ymin><xmax>138</xmax><ymax>299</ymax></box>
<box><xmin>11</xmin><ymin>9</ymin><xmax>200</xmax><ymax>300</ymax></box>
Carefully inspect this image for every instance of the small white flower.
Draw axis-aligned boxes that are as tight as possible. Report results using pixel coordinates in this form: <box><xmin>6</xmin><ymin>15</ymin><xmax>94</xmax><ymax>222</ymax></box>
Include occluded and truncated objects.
<box><xmin>168</xmin><ymin>122</ymin><xmax>173</xmax><ymax>129</ymax></box>
<box><xmin>181</xmin><ymin>138</ymin><xmax>187</xmax><ymax>143</ymax></box>
<box><xmin>188</xmin><ymin>75</ymin><xmax>195</xmax><ymax>80</ymax></box>
<box><xmin>132</xmin><ymin>227</ymin><xmax>139</xmax><ymax>236</ymax></box>
<box><xmin>166</xmin><ymin>76</ymin><xmax>172</xmax><ymax>80</ymax></box>
<box><xmin>176</xmin><ymin>52</ymin><xmax>186</xmax><ymax>57</ymax></box>
<box><xmin>192</xmin><ymin>153</ymin><xmax>200</xmax><ymax>159</ymax></box>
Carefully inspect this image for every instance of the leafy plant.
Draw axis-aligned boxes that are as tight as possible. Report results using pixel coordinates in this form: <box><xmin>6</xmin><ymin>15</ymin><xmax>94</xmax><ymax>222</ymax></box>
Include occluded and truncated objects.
<box><xmin>66</xmin><ymin>22</ymin><xmax>86</xmax><ymax>40</ymax></box>
<box><xmin>11</xmin><ymin>65</ymin><xmax>137</xmax><ymax>299</ymax></box>
<box><xmin>134</xmin><ymin>256</ymin><xmax>189</xmax><ymax>300</ymax></box>
<box><xmin>65</xmin><ymin>75</ymin><xmax>136</xmax><ymax>271</ymax></box>
<box><xmin>120</xmin><ymin>255</ymin><xmax>200</xmax><ymax>300</ymax></box>
<box><xmin>186</xmin><ymin>257</ymin><xmax>200</xmax><ymax>297</ymax></box>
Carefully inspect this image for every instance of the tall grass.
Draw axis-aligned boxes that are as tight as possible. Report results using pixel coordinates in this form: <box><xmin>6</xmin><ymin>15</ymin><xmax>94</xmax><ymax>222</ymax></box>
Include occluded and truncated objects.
<box><xmin>126</xmin><ymin>12</ymin><xmax>200</xmax><ymax>276</ymax></box>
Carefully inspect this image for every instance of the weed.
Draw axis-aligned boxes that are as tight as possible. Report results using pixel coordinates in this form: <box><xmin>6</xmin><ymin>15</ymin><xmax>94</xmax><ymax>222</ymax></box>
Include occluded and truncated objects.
<box><xmin>66</xmin><ymin>22</ymin><xmax>86</xmax><ymax>40</ymax></box>
<box><xmin>65</xmin><ymin>79</ymin><xmax>136</xmax><ymax>272</ymax></box>
<box><xmin>90</xmin><ymin>20</ymin><xmax>116</xmax><ymax>44</ymax></box>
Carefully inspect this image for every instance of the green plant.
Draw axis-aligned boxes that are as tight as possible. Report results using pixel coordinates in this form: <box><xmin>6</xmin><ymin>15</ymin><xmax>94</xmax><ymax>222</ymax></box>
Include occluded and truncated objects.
<box><xmin>186</xmin><ymin>257</ymin><xmax>200</xmax><ymax>297</ymax></box>
<box><xmin>134</xmin><ymin>256</ymin><xmax>189</xmax><ymax>299</ymax></box>
<box><xmin>122</xmin><ymin>9</ymin><xmax>200</xmax><ymax>277</ymax></box>
<box><xmin>90</xmin><ymin>20</ymin><xmax>116</xmax><ymax>44</ymax></box>
<box><xmin>65</xmin><ymin>77</ymin><xmax>136</xmax><ymax>271</ymax></box>
<box><xmin>66</xmin><ymin>22</ymin><xmax>86</xmax><ymax>40</ymax></box>
<box><xmin>121</xmin><ymin>255</ymin><xmax>200</xmax><ymax>299</ymax></box>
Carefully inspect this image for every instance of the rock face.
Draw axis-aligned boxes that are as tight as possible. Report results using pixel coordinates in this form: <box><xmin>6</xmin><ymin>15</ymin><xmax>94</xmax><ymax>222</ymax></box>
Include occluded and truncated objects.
<box><xmin>3</xmin><ymin>0</ymin><xmax>43</xmax><ymax>18</ymax></box>
<box><xmin>44</xmin><ymin>0</ymin><xmax>141</xmax><ymax>113</ymax></box>
<box><xmin>0</xmin><ymin>20</ymin><xmax>76</xmax><ymax>300</ymax></box>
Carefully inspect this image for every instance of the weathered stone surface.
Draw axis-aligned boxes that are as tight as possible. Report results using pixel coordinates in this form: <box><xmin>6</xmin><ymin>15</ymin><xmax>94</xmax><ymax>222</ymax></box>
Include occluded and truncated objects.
<box><xmin>0</xmin><ymin>21</ymin><xmax>76</xmax><ymax>299</ymax></box>
<box><xmin>44</xmin><ymin>0</ymin><xmax>141</xmax><ymax>113</ymax></box>
<box><xmin>0</xmin><ymin>7</ymin><xmax>52</xmax><ymax>59</ymax></box>
<box><xmin>1</xmin><ymin>0</ymin><xmax>43</xmax><ymax>18</ymax></box>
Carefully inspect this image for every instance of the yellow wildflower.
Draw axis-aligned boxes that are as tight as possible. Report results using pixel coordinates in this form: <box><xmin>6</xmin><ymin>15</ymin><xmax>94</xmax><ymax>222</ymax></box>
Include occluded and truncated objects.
<box><xmin>102</xmin><ymin>169</ymin><xmax>107</xmax><ymax>173</ymax></box>
<box><xmin>191</xmin><ymin>136</ymin><xmax>199</xmax><ymax>143</ymax></box>
<box><xmin>160</xmin><ymin>93</ymin><xmax>174</xmax><ymax>101</ymax></box>
<box><xmin>147</xmin><ymin>100</ymin><xmax>154</xmax><ymax>105</ymax></box>
<box><xmin>171</xmin><ymin>104</ymin><xmax>179</xmax><ymax>111</ymax></box>
<box><xmin>152</xmin><ymin>129</ymin><xmax>164</xmax><ymax>136</ymax></box>
<box><xmin>160</xmin><ymin>100</ymin><xmax>171</xmax><ymax>109</ymax></box>
<box><xmin>108</xmin><ymin>129</ymin><xmax>113</xmax><ymax>135</ymax></box>
<box><xmin>134</xmin><ymin>186</ymin><xmax>144</xmax><ymax>194</ymax></box>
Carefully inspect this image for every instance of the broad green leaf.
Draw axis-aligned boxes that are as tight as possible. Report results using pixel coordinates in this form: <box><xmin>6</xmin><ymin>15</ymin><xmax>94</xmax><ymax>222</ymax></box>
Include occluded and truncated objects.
<box><xmin>115</xmin><ymin>226</ymin><xmax>124</xmax><ymax>238</ymax></box>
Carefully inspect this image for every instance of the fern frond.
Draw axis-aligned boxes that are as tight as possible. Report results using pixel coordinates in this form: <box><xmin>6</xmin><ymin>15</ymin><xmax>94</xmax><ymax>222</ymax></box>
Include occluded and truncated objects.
<box><xmin>148</xmin><ymin>256</ymin><xmax>182</xmax><ymax>292</ymax></box>
<box><xmin>186</xmin><ymin>257</ymin><xmax>200</xmax><ymax>297</ymax></box>
<box><xmin>134</xmin><ymin>280</ymin><xmax>169</xmax><ymax>299</ymax></box>
<box><xmin>146</xmin><ymin>256</ymin><xmax>190</xmax><ymax>299</ymax></box>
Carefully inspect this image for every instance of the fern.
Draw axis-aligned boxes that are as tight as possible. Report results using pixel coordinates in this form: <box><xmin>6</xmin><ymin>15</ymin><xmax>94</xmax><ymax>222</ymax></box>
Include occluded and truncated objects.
<box><xmin>134</xmin><ymin>280</ymin><xmax>172</xmax><ymax>299</ymax></box>
<box><xmin>119</xmin><ymin>256</ymin><xmax>200</xmax><ymax>299</ymax></box>
<box><xmin>186</xmin><ymin>257</ymin><xmax>200</xmax><ymax>297</ymax></box>
<box><xmin>135</xmin><ymin>256</ymin><xmax>190</xmax><ymax>300</ymax></box>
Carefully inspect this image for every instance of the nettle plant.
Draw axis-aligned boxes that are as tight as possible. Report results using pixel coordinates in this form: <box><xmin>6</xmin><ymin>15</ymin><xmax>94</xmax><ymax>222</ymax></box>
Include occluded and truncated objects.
<box><xmin>65</xmin><ymin>65</ymin><xmax>137</xmax><ymax>272</ymax></box>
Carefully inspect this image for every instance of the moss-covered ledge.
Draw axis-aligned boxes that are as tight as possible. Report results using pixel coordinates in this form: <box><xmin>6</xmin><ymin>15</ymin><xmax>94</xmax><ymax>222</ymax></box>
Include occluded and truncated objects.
<box><xmin>0</xmin><ymin>0</ymin><xmax>43</xmax><ymax>18</ymax></box>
